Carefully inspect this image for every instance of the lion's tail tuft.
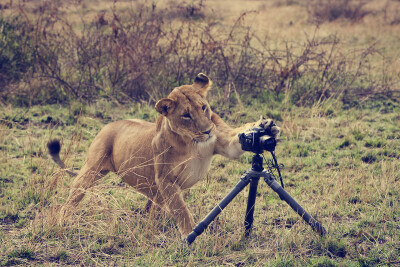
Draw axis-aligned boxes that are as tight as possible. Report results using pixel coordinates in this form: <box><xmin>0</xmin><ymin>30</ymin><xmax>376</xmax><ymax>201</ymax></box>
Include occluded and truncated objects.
<box><xmin>47</xmin><ymin>139</ymin><xmax>61</xmax><ymax>155</ymax></box>
<box><xmin>47</xmin><ymin>139</ymin><xmax>77</xmax><ymax>177</ymax></box>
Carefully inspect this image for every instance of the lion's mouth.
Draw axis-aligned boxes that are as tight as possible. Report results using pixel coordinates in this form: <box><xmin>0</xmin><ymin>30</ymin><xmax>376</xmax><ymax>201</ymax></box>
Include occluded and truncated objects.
<box><xmin>194</xmin><ymin>134</ymin><xmax>215</xmax><ymax>144</ymax></box>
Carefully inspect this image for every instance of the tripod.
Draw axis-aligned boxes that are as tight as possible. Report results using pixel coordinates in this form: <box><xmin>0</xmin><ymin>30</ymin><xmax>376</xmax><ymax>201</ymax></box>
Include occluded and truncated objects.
<box><xmin>186</xmin><ymin>153</ymin><xmax>326</xmax><ymax>245</ymax></box>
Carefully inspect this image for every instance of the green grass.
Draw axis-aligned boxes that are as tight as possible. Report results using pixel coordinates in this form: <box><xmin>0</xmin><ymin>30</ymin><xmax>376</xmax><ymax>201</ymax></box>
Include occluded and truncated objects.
<box><xmin>0</xmin><ymin>99</ymin><xmax>399</xmax><ymax>266</ymax></box>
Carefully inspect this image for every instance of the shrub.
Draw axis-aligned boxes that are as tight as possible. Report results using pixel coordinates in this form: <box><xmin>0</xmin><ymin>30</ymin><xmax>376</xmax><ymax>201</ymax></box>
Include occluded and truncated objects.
<box><xmin>0</xmin><ymin>18</ymin><xmax>36</xmax><ymax>91</ymax></box>
<box><xmin>307</xmin><ymin>0</ymin><xmax>372</xmax><ymax>23</ymax></box>
<box><xmin>0</xmin><ymin>1</ymin><xmax>396</xmax><ymax>107</ymax></box>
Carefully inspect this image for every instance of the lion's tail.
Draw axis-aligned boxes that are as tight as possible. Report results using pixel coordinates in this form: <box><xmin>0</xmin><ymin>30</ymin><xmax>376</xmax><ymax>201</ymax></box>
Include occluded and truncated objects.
<box><xmin>47</xmin><ymin>139</ymin><xmax>78</xmax><ymax>177</ymax></box>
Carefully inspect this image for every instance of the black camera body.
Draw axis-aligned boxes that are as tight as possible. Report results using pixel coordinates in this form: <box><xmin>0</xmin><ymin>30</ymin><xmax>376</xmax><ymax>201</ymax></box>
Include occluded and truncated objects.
<box><xmin>238</xmin><ymin>126</ymin><xmax>276</xmax><ymax>154</ymax></box>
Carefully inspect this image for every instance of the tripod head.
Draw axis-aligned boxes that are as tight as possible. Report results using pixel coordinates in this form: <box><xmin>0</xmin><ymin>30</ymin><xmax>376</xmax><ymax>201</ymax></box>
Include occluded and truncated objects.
<box><xmin>239</xmin><ymin>126</ymin><xmax>284</xmax><ymax>188</ymax></box>
<box><xmin>251</xmin><ymin>154</ymin><xmax>264</xmax><ymax>172</ymax></box>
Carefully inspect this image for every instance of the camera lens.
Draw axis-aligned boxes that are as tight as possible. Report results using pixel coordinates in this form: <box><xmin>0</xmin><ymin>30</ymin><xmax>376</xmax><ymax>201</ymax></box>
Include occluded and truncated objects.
<box><xmin>260</xmin><ymin>136</ymin><xmax>276</xmax><ymax>152</ymax></box>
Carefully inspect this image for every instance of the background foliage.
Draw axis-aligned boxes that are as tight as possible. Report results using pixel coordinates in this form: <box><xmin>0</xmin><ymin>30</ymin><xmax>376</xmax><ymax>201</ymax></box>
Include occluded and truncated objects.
<box><xmin>1</xmin><ymin>0</ymin><xmax>398</xmax><ymax>107</ymax></box>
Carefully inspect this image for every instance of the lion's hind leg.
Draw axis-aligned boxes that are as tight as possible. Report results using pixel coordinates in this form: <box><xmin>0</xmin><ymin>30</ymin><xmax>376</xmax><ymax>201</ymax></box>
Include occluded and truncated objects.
<box><xmin>59</xmin><ymin>166</ymin><xmax>109</xmax><ymax>224</ymax></box>
<box><xmin>59</xmin><ymin>151</ymin><xmax>114</xmax><ymax>224</ymax></box>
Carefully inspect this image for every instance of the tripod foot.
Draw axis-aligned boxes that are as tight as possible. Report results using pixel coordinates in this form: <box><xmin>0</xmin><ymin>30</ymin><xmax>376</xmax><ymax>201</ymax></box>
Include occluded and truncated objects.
<box><xmin>264</xmin><ymin>175</ymin><xmax>327</xmax><ymax>237</ymax></box>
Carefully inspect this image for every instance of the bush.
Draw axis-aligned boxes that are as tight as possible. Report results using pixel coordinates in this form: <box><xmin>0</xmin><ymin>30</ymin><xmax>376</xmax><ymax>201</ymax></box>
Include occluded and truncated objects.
<box><xmin>307</xmin><ymin>0</ymin><xmax>372</xmax><ymax>23</ymax></box>
<box><xmin>0</xmin><ymin>1</ymin><xmax>396</xmax><ymax>107</ymax></box>
<box><xmin>0</xmin><ymin>18</ymin><xmax>36</xmax><ymax>90</ymax></box>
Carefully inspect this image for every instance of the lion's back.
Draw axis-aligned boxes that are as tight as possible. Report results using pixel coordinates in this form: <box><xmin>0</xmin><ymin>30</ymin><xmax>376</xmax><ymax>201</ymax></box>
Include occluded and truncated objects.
<box><xmin>110</xmin><ymin>119</ymin><xmax>157</xmax><ymax>155</ymax></box>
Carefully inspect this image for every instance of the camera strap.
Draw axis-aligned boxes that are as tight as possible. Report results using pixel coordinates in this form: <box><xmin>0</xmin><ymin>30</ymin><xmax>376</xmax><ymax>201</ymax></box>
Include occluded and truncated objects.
<box><xmin>264</xmin><ymin>151</ymin><xmax>285</xmax><ymax>188</ymax></box>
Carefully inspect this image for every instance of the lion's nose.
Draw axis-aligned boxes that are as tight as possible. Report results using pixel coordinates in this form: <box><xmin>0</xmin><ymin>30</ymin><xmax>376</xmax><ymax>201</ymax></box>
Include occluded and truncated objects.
<box><xmin>202</xmin><ymin>129</ymin><xmax>212</xmax><ymax>135</ymax></box>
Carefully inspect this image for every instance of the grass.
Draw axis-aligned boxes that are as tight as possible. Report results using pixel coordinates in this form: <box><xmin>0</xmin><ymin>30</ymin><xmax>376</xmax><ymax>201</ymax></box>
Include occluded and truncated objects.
<box><xmin>1</xmin><ymin>98</ymin><xmax>399</xmax><ymax>266</ymax></box>
<box><xmin>1</xmin><ymin>0</ymin><xmax>400</xmax><ymax>266</ymax></box>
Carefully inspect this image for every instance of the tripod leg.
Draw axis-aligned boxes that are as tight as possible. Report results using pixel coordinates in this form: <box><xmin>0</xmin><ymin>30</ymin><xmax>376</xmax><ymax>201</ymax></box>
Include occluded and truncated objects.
<box><xmin>264</xmin><ymin>176</ymin><xmax>327</xmax><ymax>236</ymax></box>
<box><xmin>186</xmin><ymin>171</ymin><xmax>253</xmax><ymax>245</ymax></box>
<box><xmin>244</xmin><ymin>177</ymin><xmax>260</xmax><ymax>237</ymax></box>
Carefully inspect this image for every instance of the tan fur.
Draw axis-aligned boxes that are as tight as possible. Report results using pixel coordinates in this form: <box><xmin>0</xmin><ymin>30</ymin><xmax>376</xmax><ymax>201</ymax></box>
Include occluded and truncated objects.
<box><xmin>50</xmin><ymin>73</ymin><xmax>280</xmax><ymax>237</ymax></box>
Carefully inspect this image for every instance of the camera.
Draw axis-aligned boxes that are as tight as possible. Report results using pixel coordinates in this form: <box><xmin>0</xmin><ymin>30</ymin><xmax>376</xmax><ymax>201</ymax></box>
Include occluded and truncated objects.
<box><xmin>238</xmin><ymin>126</ymin><xmax>276</xmax><ymax>154</ymax></box>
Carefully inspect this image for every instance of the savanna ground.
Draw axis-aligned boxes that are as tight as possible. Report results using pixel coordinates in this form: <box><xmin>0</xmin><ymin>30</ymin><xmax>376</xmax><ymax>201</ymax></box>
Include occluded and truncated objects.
<box><xmin>1</xmin><ymin>0</ymin><xmax>400</xmax><ymax>266</ymax></box>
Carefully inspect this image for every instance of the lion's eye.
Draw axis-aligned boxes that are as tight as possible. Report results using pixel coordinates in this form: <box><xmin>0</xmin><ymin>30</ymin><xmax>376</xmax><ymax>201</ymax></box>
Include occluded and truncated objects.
<box><xmin>182</xmin><ymin>113</ymin><xmax>192</xmax><ymax>120</ymax></box>
<box><xmin>202</xmin><ymin>105</ymin><xmax>207</xmax><ymax>112</ymax></box>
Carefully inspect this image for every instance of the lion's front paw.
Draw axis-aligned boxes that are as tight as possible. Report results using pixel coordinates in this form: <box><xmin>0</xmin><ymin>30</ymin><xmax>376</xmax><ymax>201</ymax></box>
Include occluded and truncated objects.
<box><xmin>257</xmin><ymin>116</ymin><xmax>280</xmax><ymax>139</ymax></box>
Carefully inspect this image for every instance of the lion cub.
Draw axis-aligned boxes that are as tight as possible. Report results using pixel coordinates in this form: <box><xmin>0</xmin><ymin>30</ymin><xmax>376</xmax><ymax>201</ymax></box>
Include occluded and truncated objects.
<box><xmin>48</xmin><ymin>73</ymin><xmax>280</xmax><ymax>237</ymax></box>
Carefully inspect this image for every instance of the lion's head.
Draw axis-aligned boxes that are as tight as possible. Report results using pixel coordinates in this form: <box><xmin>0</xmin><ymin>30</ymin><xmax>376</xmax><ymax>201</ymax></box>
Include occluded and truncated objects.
<box><xmin>155</xmin><ymin>73</ymin><xmax>215</xmax><ymax>143</ymax></box>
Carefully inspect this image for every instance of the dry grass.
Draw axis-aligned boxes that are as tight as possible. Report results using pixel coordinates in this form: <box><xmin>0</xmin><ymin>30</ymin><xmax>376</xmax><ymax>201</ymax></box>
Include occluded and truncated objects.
<box><xmin>1</xmin><ymin>0</ymin><xmax>400</xmax><ymax>266</ymax></box>
<box><xmin>1</xmin><ymin>99</ymin><xmax>400</xmax><ymax>265</ymax></box>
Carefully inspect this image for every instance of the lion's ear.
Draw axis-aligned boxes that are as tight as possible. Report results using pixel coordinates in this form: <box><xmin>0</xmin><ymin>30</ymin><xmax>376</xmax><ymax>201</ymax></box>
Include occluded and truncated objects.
<box><xmin>193</xmin><ymin>73</ymin><xmax>211</xmax><ymax>97</ymax></box>
<box><xmin>155</xmin><ymin>98</ymin><xmax>176</xmax><ymax>116</ymax></box>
